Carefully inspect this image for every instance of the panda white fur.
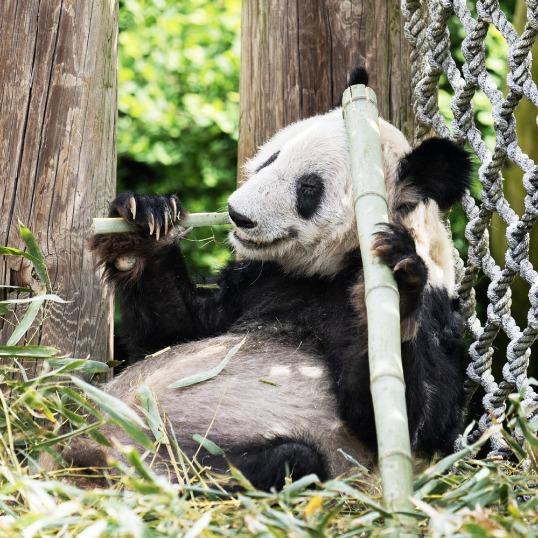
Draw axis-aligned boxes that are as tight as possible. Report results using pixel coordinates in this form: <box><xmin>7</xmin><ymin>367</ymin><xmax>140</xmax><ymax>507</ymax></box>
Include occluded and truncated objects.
<box><xmin>82</xmin><ymin>67</ymin><xmax>471</xmax><ymax>491</ymax></box>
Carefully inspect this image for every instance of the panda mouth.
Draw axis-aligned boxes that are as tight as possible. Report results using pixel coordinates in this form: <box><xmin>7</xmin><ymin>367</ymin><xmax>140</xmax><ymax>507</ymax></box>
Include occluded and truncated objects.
<box><xmin>232</xmin><ymin>228</ymin><xmax>294</xmax><ymax>249</ymax></box>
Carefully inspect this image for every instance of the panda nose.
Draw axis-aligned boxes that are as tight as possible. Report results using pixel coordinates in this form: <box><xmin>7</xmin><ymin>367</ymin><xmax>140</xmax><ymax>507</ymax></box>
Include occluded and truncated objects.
<box><xmin>228</xmin><ymin>204</ymin><xmax>257</xmax><ymax>229</ymax></box>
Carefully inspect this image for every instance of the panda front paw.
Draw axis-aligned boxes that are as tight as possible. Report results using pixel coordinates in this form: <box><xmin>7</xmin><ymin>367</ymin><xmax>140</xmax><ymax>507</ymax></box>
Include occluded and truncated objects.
<box><xmin>372</xmin><ymin>223</ymin><xmax>427</xmax><ymax>299</ymax></box>
<box><xmin>109</xmin><ymin>192</ymin><xmax>185</xmax><ymax>240</ymax></box>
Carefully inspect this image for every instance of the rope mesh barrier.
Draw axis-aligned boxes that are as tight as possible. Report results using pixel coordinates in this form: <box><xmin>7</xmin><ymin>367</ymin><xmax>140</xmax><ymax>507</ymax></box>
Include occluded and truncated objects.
<box><xmin>402</xmin><ymin>0</ymin><xmax>538</xmax><ymax>456</ymax></box>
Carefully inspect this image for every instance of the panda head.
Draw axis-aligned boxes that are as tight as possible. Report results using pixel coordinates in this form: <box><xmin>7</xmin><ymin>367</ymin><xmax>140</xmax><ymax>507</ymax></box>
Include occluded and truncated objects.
<box><xmin>228</xmin><ymin>90</ymin><xmax>471</xmax><ymax>279</ymax></box>
<box><xmin>228</xmin><ymin>109</ymin><xmax>418</xmax><ymax>277</ymax></box>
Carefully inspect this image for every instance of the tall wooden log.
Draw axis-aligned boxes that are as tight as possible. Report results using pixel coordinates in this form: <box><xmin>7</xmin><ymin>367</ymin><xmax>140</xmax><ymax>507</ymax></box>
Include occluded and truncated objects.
<box><xmin>0</xmin><ymin>0</ymin><xmax>117</xmax><ymax>373</ymax></box>
<box><xmin>238</xmin><ymin>0</ymin><xmax>413</xmax><ymax>171</ymax></box>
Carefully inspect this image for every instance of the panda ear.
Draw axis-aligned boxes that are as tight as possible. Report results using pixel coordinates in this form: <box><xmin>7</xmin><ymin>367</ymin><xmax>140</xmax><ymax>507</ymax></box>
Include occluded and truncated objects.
<box><xmin>398</xmin><ymin>138</ymin><xmax>473</xmax><ymax>210</ymax></box>
<box><xmin>340</xmin><ymin>60</ymin><xmax>369</xmax><ymax>107</ymax></box>
<box><xmin>347</xmin><ymin>60</ymin><xmax>369</xmax><ymax>87</ymax></box>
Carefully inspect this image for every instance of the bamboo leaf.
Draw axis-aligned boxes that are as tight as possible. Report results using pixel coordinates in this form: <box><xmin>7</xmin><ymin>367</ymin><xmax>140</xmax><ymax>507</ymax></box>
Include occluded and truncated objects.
<box><xmin>6</xmin><ymin>297</ymin><xmax>44</xmax><ymax>346</ymax></box>
<box><xmin>33</xmin><ymin>422</ymin><xmax>106</xmax><ymax>449</ymax></box>
<box><xmin>71</xmin><ymin>376</ymin><xmax>154</xmax><ymax>451</ymax></box>
<box><xmin>0</xmin><ymin>246</ymin><xmax>29</xmax><ymax>257</ymax></box>
<box><xmin>0</xmin><ymin>285</ymin><xmax>34</xmax><ymax>293</ymax></box>
<box><xmin>227</xmin><ymin>462</ymin><xmax>255</xmax><ymax>491</ymax></box>
<box><xmin>138</xmin><ymin>383</ymin><xmax>170</xmax><ymax>444</ymax></box>
<box><xmin>3</xmin><ymin>293</ymin><xmax>68</xmax><ymax>305</ymax></box>
<box><xmin>413</xmin><ymin>425</ymin><xmax>498</xmax><ymax>497</ymax></box>
<box><xmin>168</xmin><ymin>337</ymin><xmax>245</xmax><ymax>389</ymax></box>
<box><xmin>0</xmin><ymin>345</ymin><xmax>59</xmax><ymax>358</ymax></box>
<box><xmin>19</xmin><ymin>223</ymin><xmax>50</xmax><ymax>292</ymax></box>
<box><xmin>192</xmin><ymin>434</ymin><xmax>224</xmax><ymax>456</ymax></box>
<box><xmin>337</xmin><ymin>448</ymin><xmax>371</xmax><ymax>473</ymax></box>
<box><xmin>61</xmin><ymin>387</ymin><xmax>107</xmax><ymax>420</ymax></box>
<box><xmin>184</xmin><ymin>510</ymin><xmax>212</xmax><ymax>538</ymax></box>
<box><xmin>281</xmin><ymin>474</ymin><xmax>320</xmax><ymax>494</ymax></box>
<box><xmin>47</xmin><ymin>358</ymin><xmax>110</xmax><ymax>374</ymax></box>
<box><xmin>122</xmin><ymin>445</ymin><xmax>162</xmax><ymax>483</ymax></box>
<box><xmin>323</xmin><ymin>481</ymin><xmax>390</xmax><ymax>515</ymax></box>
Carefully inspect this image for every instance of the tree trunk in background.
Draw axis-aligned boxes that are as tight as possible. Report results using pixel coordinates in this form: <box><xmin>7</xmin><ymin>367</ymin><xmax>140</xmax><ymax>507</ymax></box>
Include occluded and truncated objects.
<box><xmin>0</xmin><ymin>0</ymin><xmax>117</xmax><ymax>375</ymax></box>
<box><xmin>238</xmin><ymin>0</ymin><xmax>412</xmax><ymax>173</ymax></box>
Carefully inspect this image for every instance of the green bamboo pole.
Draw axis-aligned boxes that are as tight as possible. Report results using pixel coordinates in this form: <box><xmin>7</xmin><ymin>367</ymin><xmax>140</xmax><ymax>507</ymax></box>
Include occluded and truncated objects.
<box><xmin>342</xmin><ymin>85</ymin><xmax>414</xmax><ymax>516</ymax></box>
<box><xmin>92</xmin><ymin>212</ymin><xmax>230</xmax><ymax>234</ymax></box>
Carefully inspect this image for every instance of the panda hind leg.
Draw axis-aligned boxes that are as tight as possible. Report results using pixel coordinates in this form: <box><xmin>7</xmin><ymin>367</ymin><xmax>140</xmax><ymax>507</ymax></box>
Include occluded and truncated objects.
<box><xmin>203</xmin><ymin>438</ymin><xmax>328</xmax><ymax>492</ymax></box>
<box><xmin>372</xmin><ymin>223</ymin><xmax>428</xmax><ymax>319</ymax></box>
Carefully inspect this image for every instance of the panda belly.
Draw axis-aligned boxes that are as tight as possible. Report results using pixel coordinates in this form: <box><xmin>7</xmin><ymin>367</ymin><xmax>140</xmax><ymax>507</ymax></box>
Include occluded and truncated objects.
<box><xmin>103</xmin><ymin>334</ymin><xmax>373</xmax><ymax>481</ymax></box>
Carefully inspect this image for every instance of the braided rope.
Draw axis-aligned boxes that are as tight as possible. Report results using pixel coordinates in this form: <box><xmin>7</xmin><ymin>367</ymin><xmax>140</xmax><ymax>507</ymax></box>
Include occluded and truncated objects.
<box><xmin>403</xmin><ymin>0</ymin><xmax>538</xmax><ymax>456</ymax></box>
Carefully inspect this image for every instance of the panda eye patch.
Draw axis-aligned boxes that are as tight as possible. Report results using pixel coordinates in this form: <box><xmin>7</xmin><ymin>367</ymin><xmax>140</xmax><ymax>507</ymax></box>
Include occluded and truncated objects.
<box><xmin>256</xmin><ymin>151</ymin><xmax>280</xmax><ymax>172</ymax></box>
<box><xmin>296</xmin><ymin>173</ymin><xmax>324</xmax><ymax>219</ymax></box>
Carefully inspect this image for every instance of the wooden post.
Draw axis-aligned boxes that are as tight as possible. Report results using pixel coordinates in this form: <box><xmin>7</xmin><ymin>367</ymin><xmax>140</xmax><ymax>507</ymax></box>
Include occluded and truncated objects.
<box><xmin>0</xmin><ymin>0</ymin><xmax>117</xmax><ymax>373</ymax></box>
<box><xmin>238</xmin><ymin>0</ymin><xmax>413</xmax><ymax>171</ymax></box>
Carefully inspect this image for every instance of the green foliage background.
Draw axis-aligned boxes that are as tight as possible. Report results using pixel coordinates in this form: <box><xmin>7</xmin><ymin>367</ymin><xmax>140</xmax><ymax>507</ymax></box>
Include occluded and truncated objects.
<box><xmin>118</xmin><ymin>0</ymin><xmax>241</xmax><ymax>274</ymax></box>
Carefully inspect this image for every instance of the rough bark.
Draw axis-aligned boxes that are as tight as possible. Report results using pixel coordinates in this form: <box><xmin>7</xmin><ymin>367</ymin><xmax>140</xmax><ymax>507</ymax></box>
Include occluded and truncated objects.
<box><xmin>238</xmin><ymin>0</ymin><xmax>413</xmax><ymax>173</ymax></box>
<box><xmin>0</xmin><ymin>0</ymin><xmax>117</xmax><ymax>374</ymax></box>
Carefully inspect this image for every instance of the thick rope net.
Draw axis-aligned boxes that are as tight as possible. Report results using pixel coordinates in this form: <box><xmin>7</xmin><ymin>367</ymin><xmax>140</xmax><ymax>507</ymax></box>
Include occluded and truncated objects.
<box><xmin>402</xmin><ymin>0</ymin><xmax>538</xmax><ymax>456</ymax></box>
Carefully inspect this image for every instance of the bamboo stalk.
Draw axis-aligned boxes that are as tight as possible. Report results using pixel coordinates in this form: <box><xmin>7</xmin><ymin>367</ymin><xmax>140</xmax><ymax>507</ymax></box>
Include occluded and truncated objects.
<box><xmin>342</xmin><ymin>85</ymin><xmax>414</xmax><ymax>516</ymax></box>
<box><xmin>92</xmin><ymin>212</ymin><xmax>231</xmax><ymax>234</ymax></box>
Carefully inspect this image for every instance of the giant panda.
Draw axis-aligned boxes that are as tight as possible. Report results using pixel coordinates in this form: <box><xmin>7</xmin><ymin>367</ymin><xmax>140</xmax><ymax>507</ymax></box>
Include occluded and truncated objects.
<box><xmin>79</xmin><ymin>67</ymin><xmax>471</xmax><ymax>491</ymax></box>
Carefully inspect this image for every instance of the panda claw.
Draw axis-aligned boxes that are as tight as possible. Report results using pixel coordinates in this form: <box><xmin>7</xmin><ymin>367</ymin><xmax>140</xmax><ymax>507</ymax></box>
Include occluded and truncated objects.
<box><xmin>155</xmin><ymin>223</ymin><xmax>161</xmax><ymax>241</ymax></box>
<box><xmin>148</xmin><ymin>213</ymin><xmax>155</xmax><ymax>236</ymax></box>
<box><xmin>171</xmin><ymin>198</ymin><xmax>178</xmax><ymax>222</ymax></box>
<box><xmin>129</xmin><ymin>196</ymin><xmax>137</xmax><ymax>220</ymax></box>
<box><xmin>393</xmin><ymin>259</ymin><xmax>409</xmax><ymax>273</ymax></box>
<box><xmin>164</xmin><ymin>210</ymin><xmax>169</xmax><ymax>235</ymax></box>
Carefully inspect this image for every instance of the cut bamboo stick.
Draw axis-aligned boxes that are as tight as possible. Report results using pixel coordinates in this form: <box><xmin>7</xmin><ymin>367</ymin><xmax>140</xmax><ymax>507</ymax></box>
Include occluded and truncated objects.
<box><xmin>92</xmin><ymin>212</ymin><xmax>231</xmax><ymax>234</ymax></box>
<box><xmin>342</xmin><ymin>85</ymin><xmax>414</xmax><ymax>516</ymax></box>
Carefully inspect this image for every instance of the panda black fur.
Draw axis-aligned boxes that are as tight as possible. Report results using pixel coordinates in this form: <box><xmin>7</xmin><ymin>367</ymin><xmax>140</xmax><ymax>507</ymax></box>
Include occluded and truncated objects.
<box><xmin>82</xmin><ymin>70</ymin><xmax>471</xmax><ymax>491</ymax></box>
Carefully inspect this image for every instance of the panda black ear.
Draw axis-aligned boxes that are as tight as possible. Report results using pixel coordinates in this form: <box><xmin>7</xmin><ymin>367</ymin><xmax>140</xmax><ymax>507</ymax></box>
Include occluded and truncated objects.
<box><xmin>340</xmin><ymin>60</ymin><xmax>369</xmax><ymax>107</ymax></box>
<box><xmin>347</xmin><ymin>60</ymin><xmax>369</xmax><ymax>87</ymax></box>
<box><xmin>398</xmin><ymin>138</ymin><xmax>473</xmax><ymax>210</ymax></box>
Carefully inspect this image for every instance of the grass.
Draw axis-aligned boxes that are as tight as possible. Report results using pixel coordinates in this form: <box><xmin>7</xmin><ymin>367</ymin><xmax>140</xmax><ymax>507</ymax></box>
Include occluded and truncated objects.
<box><xmin>1</xmin><ymin>227</ymin><xmax>537</xmax><ymax>537</ymax></box>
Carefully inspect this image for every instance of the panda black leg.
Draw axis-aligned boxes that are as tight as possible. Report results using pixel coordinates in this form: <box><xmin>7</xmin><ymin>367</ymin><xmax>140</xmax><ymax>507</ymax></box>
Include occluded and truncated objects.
<box><xmin>203</xmin><ymin>439</ymin><xmax>327</xmax><ymax>491</ymax></box>
<box><xmin>372</xmin><ymin>223</ymin><xmax>428</xmax><ymax>319</ymax></box>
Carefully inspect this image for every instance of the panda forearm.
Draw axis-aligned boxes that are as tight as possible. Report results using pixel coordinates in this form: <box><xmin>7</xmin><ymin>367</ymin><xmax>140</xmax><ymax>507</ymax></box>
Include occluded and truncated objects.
<box><xmin>90</xmin><ymin>232</ymin><xmax>239</xmax><ymax>359</ymax></box>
